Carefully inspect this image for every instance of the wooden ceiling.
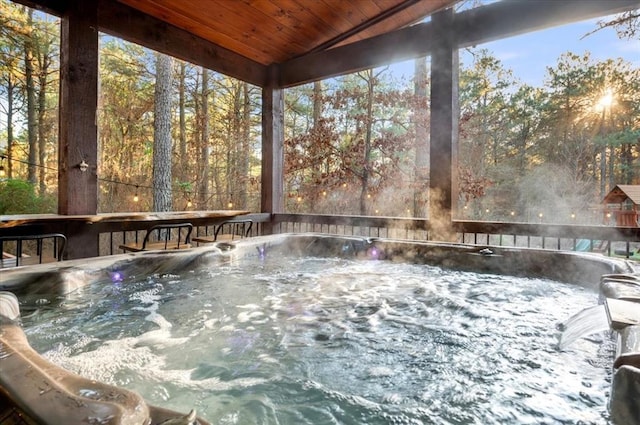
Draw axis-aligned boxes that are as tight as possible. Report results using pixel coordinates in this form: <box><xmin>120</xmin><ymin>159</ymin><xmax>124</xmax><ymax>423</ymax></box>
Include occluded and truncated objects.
<box><xmin>115</xmin><ymin>0</ymin><xmax>458</xmax><ymax>66</ymax></box>
<box><xmin>12</xmin><ymin>0</ymin><xmax>638</xmax><ymax>87</ymax></box>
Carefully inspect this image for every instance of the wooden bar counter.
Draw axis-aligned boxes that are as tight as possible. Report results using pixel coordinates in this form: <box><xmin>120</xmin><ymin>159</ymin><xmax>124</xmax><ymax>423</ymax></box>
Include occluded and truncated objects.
<box><xmin>0</xmin><ymin>210</ymin><xmax>250</xmax><ymax>260</ymax></box>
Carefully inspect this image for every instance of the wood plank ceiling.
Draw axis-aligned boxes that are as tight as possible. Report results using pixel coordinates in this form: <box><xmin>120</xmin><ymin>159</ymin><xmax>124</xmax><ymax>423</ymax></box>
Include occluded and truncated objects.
<box><xmin>116</xmin><ymin>0</ymin><xmax>458</xmax><ymax>66</ymax></box>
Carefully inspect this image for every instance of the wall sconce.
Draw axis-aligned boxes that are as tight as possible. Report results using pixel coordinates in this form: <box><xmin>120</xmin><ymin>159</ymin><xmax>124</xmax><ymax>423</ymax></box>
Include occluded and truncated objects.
<box><xmin>78</xmin><ymin>160</ymin><xmax>89</xmax><ymax>172</ymax></box>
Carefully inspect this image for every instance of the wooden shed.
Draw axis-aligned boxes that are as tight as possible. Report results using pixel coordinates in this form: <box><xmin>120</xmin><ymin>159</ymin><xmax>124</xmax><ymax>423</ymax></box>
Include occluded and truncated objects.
<box><xmin>602</xmin><ymin>185</ymin><xmax>640</xmax><ymax>227</ymax></box>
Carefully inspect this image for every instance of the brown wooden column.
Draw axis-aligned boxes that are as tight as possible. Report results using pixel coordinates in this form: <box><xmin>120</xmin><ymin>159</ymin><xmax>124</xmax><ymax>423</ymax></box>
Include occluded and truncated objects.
<box><xmin>58</xmin><ymin>0</ymin><xmax>99</xmax><ymax>257</ymax></box>
<box><xmin>261</xmin><ymin>65</ymin><xmax>285</xmax><ymax>233</ymax></box>
<box><xmin>429</xmin><ymin>7</ymin><xmax>459</xmax><ymax>241</ymax></box>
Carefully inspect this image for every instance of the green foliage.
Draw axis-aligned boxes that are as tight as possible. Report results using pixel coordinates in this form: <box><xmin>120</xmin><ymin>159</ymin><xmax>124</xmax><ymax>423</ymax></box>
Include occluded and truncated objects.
<box><xmin>0</xmin><ymin>178</ymin><xmax>56</xmax><ymax>214</ymax></box>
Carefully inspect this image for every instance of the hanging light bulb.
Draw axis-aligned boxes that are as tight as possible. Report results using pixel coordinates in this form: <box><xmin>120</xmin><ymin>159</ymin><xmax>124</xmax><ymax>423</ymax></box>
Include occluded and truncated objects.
<box><xmin>133</xmin><ymin>186</ymin><xmax>139</xmax><ymax>203</ymax></box>
<box><xmin>227</xmin><ymin>193</ymin><xmax>234</xmax><ymax>209</ymax></box>
<box><xmin>297</xmin><ymin>195</ymin><xmax>302</xmax><ymax>202</ymax></box>
<box><xmin>186</xmin><ymin>199</ymin><xmax>193</xmax><ymax>208</ymax></box>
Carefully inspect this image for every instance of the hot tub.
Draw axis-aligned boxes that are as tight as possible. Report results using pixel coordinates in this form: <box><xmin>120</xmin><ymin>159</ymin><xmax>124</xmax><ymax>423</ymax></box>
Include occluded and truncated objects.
<box><xmin>1</xmin><ymin>233</ymin><xmax>639</xmax><ymax>424</ymax></box>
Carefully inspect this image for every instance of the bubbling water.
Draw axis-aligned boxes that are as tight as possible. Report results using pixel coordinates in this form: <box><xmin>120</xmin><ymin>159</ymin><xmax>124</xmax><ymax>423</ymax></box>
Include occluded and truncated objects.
<box><xmin>23</xmin><ymin>254</ymin><xmax>613</xmax><ymax>424</ymax></box>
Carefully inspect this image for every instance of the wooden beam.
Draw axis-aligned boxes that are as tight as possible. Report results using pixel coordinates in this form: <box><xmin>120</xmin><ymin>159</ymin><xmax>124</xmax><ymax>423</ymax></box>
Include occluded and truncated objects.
<box><xmin>58</xmin><ymin>0</ymin><xmax>99</xmax><ymax>257</ymax></box>
<box><xmin>261</xmin><ymin>65</ymin><xmax>285</xmax><ymax>223</ymax></box>
<box><xmin>12</xmin><ymin>0</ymin><xmax>268</xmax><ymax>86</ymax></box>
<box><xmin>95</xmin><ymin>0</ymin><xmax>267</xmax><ymax>87</ymax></box>
<box><xmin>279</xmin><ymin>0</ymin><xmax>638</xmax><ymax>87</ymax></box>
<box><xmin>455</xmin><ymin>0</ymin><xmax>640</xmax><ymax>48</ymax></box>
<box><xmin>280</xmin><ymin>21</ymin><xmax>436</xmax><ymax>87</ymax></box>
<box><xmin>308</xmin><ymin>0</ymin><xmax>422</xmax><ymax>54</ymax></box>
<box><xmin>429</xmin><ymin>8</ymin><xmax>458</xmax><ymax>241</ymax></box>
<box><xmin>9</xmin><ymin>0</ymin><xmax>66</xmax><ymax>16</ymax></box>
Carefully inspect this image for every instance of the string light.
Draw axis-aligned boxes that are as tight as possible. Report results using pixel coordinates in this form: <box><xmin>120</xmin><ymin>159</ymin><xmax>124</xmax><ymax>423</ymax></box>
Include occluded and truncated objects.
<box><xmin>3</xmin><ymin>155</ymin><xmax>263</xmax><ymax>209</ymax></box>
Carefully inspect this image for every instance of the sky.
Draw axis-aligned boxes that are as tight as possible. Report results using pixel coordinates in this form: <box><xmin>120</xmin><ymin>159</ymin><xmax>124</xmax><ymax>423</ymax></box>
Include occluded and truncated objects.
<box><xmin>390</xmin><ymin>14</ymin><xmax>639</xmax><ymax>88</ymax></box>
<box><xmin>481</xmin><ymin>15</ymin><xmax>639</xmax><ymax>87</ymax></box>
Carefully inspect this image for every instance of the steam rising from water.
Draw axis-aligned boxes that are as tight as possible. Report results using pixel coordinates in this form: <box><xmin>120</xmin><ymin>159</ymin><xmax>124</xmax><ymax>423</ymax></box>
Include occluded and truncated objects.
<box><xmin>23</xmin><ymin>256</ymin><xmax>612</xmax><ymax>424</ymax></box>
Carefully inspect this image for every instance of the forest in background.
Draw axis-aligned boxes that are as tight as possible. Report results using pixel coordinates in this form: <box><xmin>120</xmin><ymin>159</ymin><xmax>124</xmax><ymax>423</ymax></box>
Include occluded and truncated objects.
<box><xmin>0</xmin><ymin>0</ymin><xmax>639</xmax><ymax>225</ymax></box>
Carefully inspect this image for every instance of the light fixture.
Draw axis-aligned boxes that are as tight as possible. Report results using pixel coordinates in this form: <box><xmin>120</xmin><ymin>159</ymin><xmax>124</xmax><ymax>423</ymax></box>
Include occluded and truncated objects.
<box><xmin>78</xmin><ymin>160</ymin><xmax>89</xmax><ymax>172</ymax></box>
<box><xmin>186</xmin><ymin>199</ymin><xmax>193</xmax><ymax>208</ymax></box>
<box><xmin>133</xmin><ymin>186</ymin><xmax>139</xmax><ymax>203</ymax></box>
<box><xmin>0</xmin><ymin>154</ymin><xmax>6</xmax><ymax>177</ymax></box>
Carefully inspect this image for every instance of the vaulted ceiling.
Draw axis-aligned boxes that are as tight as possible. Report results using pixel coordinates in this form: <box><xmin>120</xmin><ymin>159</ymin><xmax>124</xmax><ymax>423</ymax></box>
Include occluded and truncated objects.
<box><xmin>116</xmin><ymin>0</ymin><xmax>458</xmax><ymax>66</ymax></box>
<box><xmin>13</xmin><ymin>0</ymin><xmax>639</xmax><ymax>87</ymax></box>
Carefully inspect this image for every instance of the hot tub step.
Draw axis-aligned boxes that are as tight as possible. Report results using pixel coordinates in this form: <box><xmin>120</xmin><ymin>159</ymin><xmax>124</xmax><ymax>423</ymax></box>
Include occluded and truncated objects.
<box><xmin>605</xmin><ymin>298</ymin><xmax>640</xmax><ymax>330</ymax></box>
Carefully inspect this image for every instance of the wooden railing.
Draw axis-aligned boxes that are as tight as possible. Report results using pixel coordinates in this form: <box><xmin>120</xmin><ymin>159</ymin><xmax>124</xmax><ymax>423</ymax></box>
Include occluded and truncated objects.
<box><xmin>3</xmin><ymin>211</ymin><xmax>640</xmax><ymax>262</ymax></box>
<box><xmin>270</xmin><ymin>213</ymin><xmax>640</xmax><ymax>258</ymax></box>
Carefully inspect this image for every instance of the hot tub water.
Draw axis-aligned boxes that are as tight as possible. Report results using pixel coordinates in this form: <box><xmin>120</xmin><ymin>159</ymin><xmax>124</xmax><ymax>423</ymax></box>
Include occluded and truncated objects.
<box><xmin>22</xmin><ymin>253</ymin><xmax>613</xmax><ymax>424</ymax></box>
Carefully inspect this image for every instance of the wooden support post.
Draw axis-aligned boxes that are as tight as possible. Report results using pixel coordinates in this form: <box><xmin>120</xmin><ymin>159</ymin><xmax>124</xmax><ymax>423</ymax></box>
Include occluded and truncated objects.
<box><xmin>261</xmin><ymin>65</ymin><xmax>285</xmax><ymax>234</ymax></box>
<box><xmin>429</xmin><ymin>8</ymin><xmax>459</xmax><ymax>241</ymax></box>
<box><xmin>58</xmin><ymin>0</ymin><xmax>99</xmax><ymax>258</ymax></box>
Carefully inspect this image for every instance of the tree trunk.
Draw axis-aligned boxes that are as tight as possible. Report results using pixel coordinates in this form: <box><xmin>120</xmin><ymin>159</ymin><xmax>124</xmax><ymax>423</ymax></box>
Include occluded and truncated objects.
<box><xmin>6</xmin><ymin>76</ymin><xmax>14</xmax><ymax>178</ymax></box>
<box><xmin>599</xmin><ymin>108</ymin><xmax>606</xmax><ymax>198</ymax></box>
<box><xmin>37</xmin><ymin>42</ymin><xmax>50</xmax><ymax>195</ymax></box>
<box><xmin>239</xmin><ymin>82</ymin><xmax>250</xmax><ymax>208</ymax></box>
<box><xmin>413</xmin><ymin>57</ymin><xmax>429</xmax><ymax>217</ymax></box>
<box><xmin>178</xmin><ymin>62</ymin><xmax>187</xmax><ymax>183</ymax></box>
<box><xmin>152</xmin><ymin>53</ymin><xmax>173</xmax><ymax>212</ymax></box>
<box><xmin>359</xmin><ymin>70</ymin><xmax>374</xmax><ymax>215</ymax></box>
<box><xmin>313</xmin><ymin>80</ymin><xmax>322</xmax><ymax>127</ymax></box>
<box><xmin>25</xmin><ymin>9</ymin><xmax>37</xmax><ymax>184</ymax></box>
<box><xmin>197</xmin><ymin>68</ymin><xmax>209</xmax><ymax>209</ymax></box>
